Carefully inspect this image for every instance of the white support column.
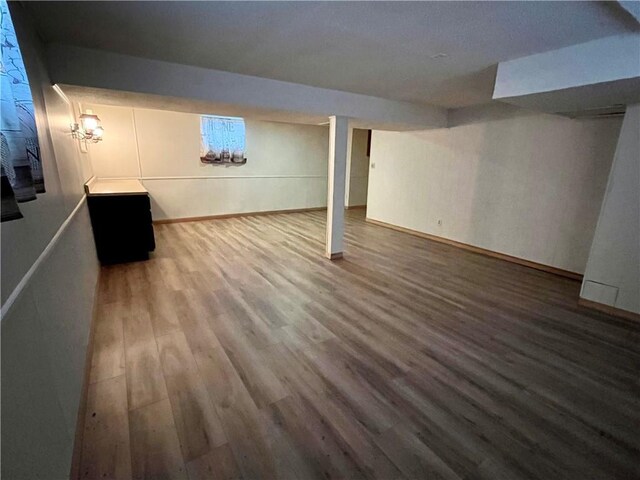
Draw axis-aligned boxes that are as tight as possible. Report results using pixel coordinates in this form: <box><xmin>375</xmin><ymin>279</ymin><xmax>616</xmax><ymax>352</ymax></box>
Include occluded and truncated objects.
<box><xmin>344</xmin><ymin>125</ymin><xmax>354</xmax><ymax>208</ymax></box>
<box><xmin>325</xmin><ymin>116</ymin><xmax>351</xmax><ymax>260</ymax></box>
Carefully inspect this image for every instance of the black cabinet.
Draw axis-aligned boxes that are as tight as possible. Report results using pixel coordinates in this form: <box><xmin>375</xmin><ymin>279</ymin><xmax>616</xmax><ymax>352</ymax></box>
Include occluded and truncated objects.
<box><xmin>87</xmin><ymin>193</ymin><xmax>155</xmax><ymax>265</ymax></box>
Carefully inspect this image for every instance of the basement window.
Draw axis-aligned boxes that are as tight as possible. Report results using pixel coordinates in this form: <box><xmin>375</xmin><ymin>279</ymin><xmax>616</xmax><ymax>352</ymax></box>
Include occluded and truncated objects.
<box><xmin>199</xmin><ymin>115</ymin><xmax>246</xmax><ymax>165</ymax></box>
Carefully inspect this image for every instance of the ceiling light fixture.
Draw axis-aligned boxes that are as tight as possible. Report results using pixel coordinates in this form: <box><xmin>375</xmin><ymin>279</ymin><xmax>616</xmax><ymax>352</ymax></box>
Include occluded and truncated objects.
<box><xmin>430</xmin><ymin>53</ymin><xmax>448</xmax><ymax>59</ymax></box>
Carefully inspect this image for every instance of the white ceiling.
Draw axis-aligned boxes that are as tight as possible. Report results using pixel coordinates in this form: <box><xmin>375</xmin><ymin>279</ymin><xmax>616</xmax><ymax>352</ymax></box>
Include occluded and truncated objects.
<box><xmin>27</xmin><ymin>1</ymin><xmax>638</xmax><ymax>108</ymax></box>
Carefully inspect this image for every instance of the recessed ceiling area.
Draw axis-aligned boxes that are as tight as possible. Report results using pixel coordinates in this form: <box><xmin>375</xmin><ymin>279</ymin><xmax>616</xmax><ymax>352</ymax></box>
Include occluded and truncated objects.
<box><xmin>26</xmin><ymin>1</ymin><xmax>638</xmax><ymax>108</ymax></box>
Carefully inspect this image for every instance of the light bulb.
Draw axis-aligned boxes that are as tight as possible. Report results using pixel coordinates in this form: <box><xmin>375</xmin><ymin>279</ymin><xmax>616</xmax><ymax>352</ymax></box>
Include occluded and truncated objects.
<box><xmin>93</xmin><ymin>126</ymin><xmax>104</xmax><ymax>139</ymax></box>
<box><xmin>80</xmin><ymin>112</ymin><xmax>100</xmax><ymax>133</ymax></box>
<box><xmin>82</xmin><ymin>117</ymin><xmax>98</xmax><ymax>131</ymax></box>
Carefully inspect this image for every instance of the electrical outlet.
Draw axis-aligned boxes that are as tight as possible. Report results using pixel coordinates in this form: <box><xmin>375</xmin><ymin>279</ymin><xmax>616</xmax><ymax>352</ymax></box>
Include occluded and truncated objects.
<box><xmin>371</xmin><ymin>162</ymin><xmax>375</xmax><ymax>169</ymax></box>
<box><xmin>437</xmin><ymin>219</ymin><xmax>442</xmax><ymax>226</ymax></box>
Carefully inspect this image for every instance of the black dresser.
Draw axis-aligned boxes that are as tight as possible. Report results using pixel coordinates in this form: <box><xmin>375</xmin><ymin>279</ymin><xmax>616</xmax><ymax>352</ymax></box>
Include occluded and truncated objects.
<box><xmin>85</xmin><ymin>178</ymin><xmax>155</xmax><ymax>265</ymax></box>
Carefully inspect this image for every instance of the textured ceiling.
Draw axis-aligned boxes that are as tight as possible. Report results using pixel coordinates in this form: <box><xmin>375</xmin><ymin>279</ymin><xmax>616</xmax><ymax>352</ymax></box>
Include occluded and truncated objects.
<box><xmin>27</xmin><ymin>1</ymin><xmax>638</xmax><ymax>108</ymax></box>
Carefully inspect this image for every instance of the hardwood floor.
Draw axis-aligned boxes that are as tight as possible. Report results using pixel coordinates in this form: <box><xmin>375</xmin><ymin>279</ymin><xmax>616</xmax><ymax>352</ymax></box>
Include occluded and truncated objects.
<box><xmin>80</xmin><ymin>210</ymin><xmax>640</xmax><ymax>480</ymax></box>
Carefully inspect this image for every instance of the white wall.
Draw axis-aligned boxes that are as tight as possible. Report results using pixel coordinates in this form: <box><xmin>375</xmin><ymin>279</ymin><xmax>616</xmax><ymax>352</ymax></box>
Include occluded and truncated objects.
<box><xmin>581</xmin><ymin>104</ymin><xmax>639</xmax><ymax>314</ymax></box>
<box><xmin>2</xmin><ymin>204</ymin><xmax>98</xmax><ymax>478</ymax></box>
<box><xmin>347</xmin><ymin>129</ymin><xmax>370</xmax><ymax>207</ymax></box>
<box><xmin>367</xmin><ymin>112</ymin><xmax>621</xmax><ymax>274</ymax></box>
<box><xmin>1</xmin><ymin>4</ymin><xmax>99</xmax><ymax>478</ymax></box>
<box><xmin>84</xmin><ymin>103</ymin><xmax>329</xmax><ymax>220</ymax></box>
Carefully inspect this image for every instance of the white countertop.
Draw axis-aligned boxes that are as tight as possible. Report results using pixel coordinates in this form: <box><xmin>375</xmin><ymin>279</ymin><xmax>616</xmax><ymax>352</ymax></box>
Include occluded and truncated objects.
<box><xmin>85</xmin><ymin>177</ymin><xmax>148</xmax><ymax>196</ymax></box>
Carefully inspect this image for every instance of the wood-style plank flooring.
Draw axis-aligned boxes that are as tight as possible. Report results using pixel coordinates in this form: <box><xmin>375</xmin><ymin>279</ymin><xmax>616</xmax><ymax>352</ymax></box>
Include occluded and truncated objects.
<box><xmin>80</xmin><ymin>209</ymin><xmax>640</xmax><ymax>480</ymax></box>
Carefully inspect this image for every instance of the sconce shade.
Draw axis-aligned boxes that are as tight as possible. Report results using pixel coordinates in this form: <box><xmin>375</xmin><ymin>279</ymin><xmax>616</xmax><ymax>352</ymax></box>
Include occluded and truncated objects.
<box><xmin>93</xmin><ymin>126</ymin><xmax>104</xmax><ymax>139</ymax></box>
<box><xmin>72</xmin><ymin>109</ymin><xmax>104</xmax><ymax>143</ymax></box>
<box><xmin>80</xmin><ymin>113</ymin><xmax>100</xmax><ymax>132</ymax></box>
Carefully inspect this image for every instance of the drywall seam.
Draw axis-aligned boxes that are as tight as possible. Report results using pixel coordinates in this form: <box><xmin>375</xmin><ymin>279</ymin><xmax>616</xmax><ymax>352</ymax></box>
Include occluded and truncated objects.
<box><xmin>0</xmin><ymin>195</ymin><xmax>87</xmax><ymax>320</ymax></box>
<box><xmin>131</xmin><ymin>108</ymin><xmax>143</xmax><ymax>178</ymax></box>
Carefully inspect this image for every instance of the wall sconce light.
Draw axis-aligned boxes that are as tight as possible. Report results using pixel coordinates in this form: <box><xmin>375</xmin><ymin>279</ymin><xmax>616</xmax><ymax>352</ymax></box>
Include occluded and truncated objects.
<box><xmin>71</xmin><ymin>109</ymin><xmax>104</xmax><ymax>143</ymax></box>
